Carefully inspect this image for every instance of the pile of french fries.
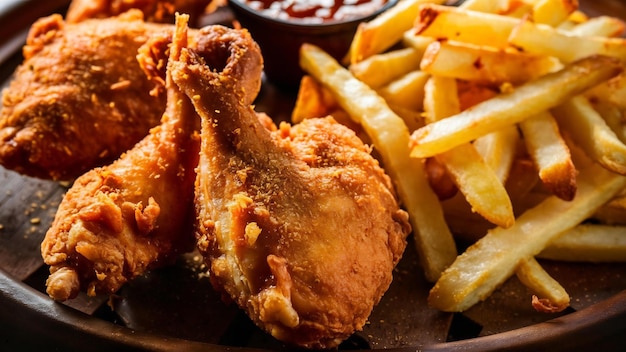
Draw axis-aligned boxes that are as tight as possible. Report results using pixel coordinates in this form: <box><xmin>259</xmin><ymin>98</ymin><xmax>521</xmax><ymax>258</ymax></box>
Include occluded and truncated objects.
<box><xmin>295</xmin><ymin>0</ymin><xmax>626</xmax><ymax>314</ymax></box>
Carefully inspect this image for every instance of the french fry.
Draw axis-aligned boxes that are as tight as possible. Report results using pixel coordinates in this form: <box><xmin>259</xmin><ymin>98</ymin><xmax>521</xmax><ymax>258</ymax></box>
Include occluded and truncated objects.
<box><xmin>458</xmin><ymin>0</ymin><xmax>510</xmax><ymax>13</ymax></box>
<box><xmin>552</xmin><ymin>95</ymin><xmax>626</xmax><ymax>175</ymax></box>
<box><xmin>428</xmin><ymin>163</ymin><xmax>626</xmax><ymax>312</ymax></box>
<box><xmin>424</xmin><ymin>76</ymin><xmax>514</xmax><ymax>228</ymax></box>
<box><xmin>586</xmin><ymin>73</ymin><xmax>626</xmax><ymax>110</ymax></box>
<box><xmin>414</xmin><ymin>4</ymin><xmax>521</xmax><ymax>48</ymax></box>
<box><xmin>591</xmin><ymin>99</ymin><xmax>626</xmax><ymax>144</ymax></box>
<box><xmin>568</xmin><ymin>15</ymin><xmax>626</xmax><ymax>37</ymax></box>
<box><xmin>348</xmin><ymin>0</ymin><xmax>445</xmax><ymax>63</ymax></box>
<box><xmin>519</xmin><ymin>111</ymin><xmax>577</xmax><ymax>200</ymax></box>
<box><xmin>297</xmin><ymin>1</ymin><xmax>626</xmax><ymax>317</ymax></box>
<box><xmin>568</xmin><ymin>16</ymin><xmax>626</xmax><ymax>112</ymax></box>
<box><xmin>499</xmin><ymin>1</ymin><xmax>533</xmax><ymax>19</ymax></box>
<box><xmin>422</xmin><ymin>75</ymin><xmax>459</xmax><ymax>123</ymax></box>
<box><xmin>435</xmin><ymin>146</ymin><xmax>515</xmax><ymax>227</ymax></box>
<box><xmin>377</xmin><ymin>70</ymin><xmax>430</xmax><ymax>111</ymax></box>
<box><xmin>458</xmin><ymin>0</ymin><xmax>532</xmax><ymax>18</ymax></box>
<box><xmin>560</xmin><ymin>9</ymin><xmax>589</xmax><ymax>28</ymax></box>
<box><xmin>473</xmin><ymin>125</ymin><xmax>520</xmax><ymax>184</ymax></box>
<box><xmin>409</xmin><ymin>55</ymin><xmax>623</xmax><ymax>158</ymax></box>
<box><xmin>456</xmin><ymin>80</ymin><xmax>499</xmax><ymax>110</ymax></box>
<box><xmin>349</xmin><ymin>47</ymin><xmax>423</xmax><ymax>89</ymax></box>
<box><xmin>515</xmin><ymin>257</ymin><xmax>570</xmax><ymax>313</ymax></box>
<box><xmin>563</xmin><ymin>130</ymin><xmax>597</xmax><ymax>169</ymax></box>
<box><xmin>538</xmin><ymin>224</ymin><xmax>626</xmax><ymax>262</ymax></box>
<box><xmin>508</xmin><ymin>18</ymin><xmax>626</xmax><ymax>64</ymax></box>
<box><xmin>389</xmin><ymin>104</ymin><xmax>426</xmax><ymax>132</ymax></box>
<box><xmin>531</xmin><ymin>0</ymin><xmax>578</xmax><ymax>27</ymax></box>
<box><xmin>291</xmin><ymin>75</ymin><xmax>338</xmax><ymax>123</ymax></box>
<box><xmin>291</xmin><ymin>76</ymin><xmax>368</xmax><ymax>141</ymax></box>
<box><xmin>401</xmin><ymin>30</ymin><xmax>436</xmax><ymax>54</ymax></box>
<box><xmin>420</xmin><ymin>40</ymin><xmax>561</xmax><ymax>85</ymax></box>
<box><xmin>300</xmin><ymin>43</ymin><xmax>457</xmax><ymax>282</ymax></box>
<box><xmin>593</xmin><ymin>195</ymin><xmax>626</xmax><ymax>226</ymax></box>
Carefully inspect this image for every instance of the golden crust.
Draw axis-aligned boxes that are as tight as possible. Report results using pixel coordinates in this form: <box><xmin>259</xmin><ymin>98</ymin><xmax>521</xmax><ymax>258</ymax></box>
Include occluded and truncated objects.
<box><xmin>0</xmin><ymin>12</ymin><xmax>169</xmax><ymax>180</ymax></box>
<box><xmin>171</xmin><ymin>23</ymin><xmax>409</xmax><ymax>348</ymax></box>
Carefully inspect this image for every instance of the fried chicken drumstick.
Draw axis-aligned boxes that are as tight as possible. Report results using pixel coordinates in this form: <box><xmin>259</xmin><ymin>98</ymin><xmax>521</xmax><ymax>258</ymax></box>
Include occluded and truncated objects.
<box><xmin>41</xmin><ymin>14</ymin><xmax>200</xmax><ymax>301</ymax></box>
<box><xmin>0</xmin><ymin>11</ymin><xmax>170</xmax><ymax>180</ymax></box>
<box><xmin>170</xmin><ymin>20</ymin><xmax>410</xmax><ymax>349</ymax></box>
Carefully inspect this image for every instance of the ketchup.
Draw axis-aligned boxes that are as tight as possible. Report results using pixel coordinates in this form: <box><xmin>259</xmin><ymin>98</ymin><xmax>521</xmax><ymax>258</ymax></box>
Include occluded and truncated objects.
<box><xmin>243</xmin><ymin>0</ymin><xmax>389</xmax><ymax>23</ymax></box>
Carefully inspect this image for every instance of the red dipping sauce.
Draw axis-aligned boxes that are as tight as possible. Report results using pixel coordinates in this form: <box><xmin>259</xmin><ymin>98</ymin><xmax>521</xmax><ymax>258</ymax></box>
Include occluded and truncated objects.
<box><xmin>242</xmin><ymin>0</ymin><xmax>389</xmax><ymax>23</ymax></box>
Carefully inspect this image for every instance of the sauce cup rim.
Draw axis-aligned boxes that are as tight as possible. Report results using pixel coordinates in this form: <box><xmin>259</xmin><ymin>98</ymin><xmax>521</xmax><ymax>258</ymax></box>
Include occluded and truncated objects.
<box><xmin>228</xmin><ymin>0</ymin><xmax>400</xmax><ymax>31</ymax></box>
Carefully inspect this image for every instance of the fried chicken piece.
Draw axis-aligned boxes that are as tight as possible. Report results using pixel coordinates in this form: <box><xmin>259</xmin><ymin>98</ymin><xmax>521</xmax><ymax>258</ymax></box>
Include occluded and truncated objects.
<box><xmin>41</xmin><ymin>14</ymin><xmax>200</xmax><ymax>301</ymax></box>
<box><xmin>66</xmin><ymin>0</ymin><xmax>213</xmax><ymax>26</ymax></box>
<box><xmin>170</xmin><ymin>23</ymin><xmax>411</xmax><ymax>349</ymax></box>
<box><xmin>0</xmin><ymin>11</ymin><xmax>171</xmax><ymax>180</ymax></box>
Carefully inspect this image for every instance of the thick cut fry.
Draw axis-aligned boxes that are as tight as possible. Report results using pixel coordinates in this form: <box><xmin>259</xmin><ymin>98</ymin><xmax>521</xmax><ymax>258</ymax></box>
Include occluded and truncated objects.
<box><xmin>423</xmin><ymin>75</ymin><xmax>459</xmax><ymax>123</ymax></box>
<box><xmin>593</xmin><ymin>194</ymin><xmax>626</xmax><ymax>225</ymax></box>
<box><xmin>592</xmin><ymin>99</ymin><xmax>626</xmax><ymax>144</ymax></box>
<box><xmin>561</xmin><ymin>9</ymin><xmax>588</xmax><ymax>27</ymax></box>
<box><xmin>348</xmin><ymin>0</ymin><xmax>445</xmax><ymax>63</ymax></box>
<box><xmin>401</xmin><ymin>30</ymin><xmax>436</xmax><ymax>53</ymax></box>
<box><xmin>301</xmin><ymin>43</ymin><xmax>457</xmax><ymax>282</ymax></box>
<box><xmin>538</xmin><ymin>224</ymin><xmax>626</xmax><ymax>262</ymax></box>
<box><xmin>552</xmin><ymin>95</ymin><xmax>626</xmax><ymax>175</ymax></box>
<box><xmin>568</xmin><ymin>15</ymin><xmax>626</xmax><ymax>37</ymax></box>
<box><xmin>515</xmin><ymin>257</ymin><xmax>570</xmax><ymax>313</ymax></box>
<box><xmin>435</xmin><ymin>147</ymin><xmax>515</xmax><ymax>227</ymax></box>
<box><xmin>499</xmin><ymin>2</ymin><xmax>533</xmax><ymax>19</ymax></box>
<box><xmin>291</xmin><ymin>77</ymin><xmax>368</xmax><ymax>142</ymax></box>
<box><xmin>409</xmin><ymin>55</ymin><xmax>622</xmax><ymax>158</ymax></box>
<box><xmin>420</xmin><ymin>40</ymin><xmax>561</xmax><ymax>85</ymax></box>
<box><xmin>349</xmin><ymin>48</ymin><xmax>423</xmax><ymax>89</ymax></box>
<box><xmin>456</xmin><ymin>80</ymin><xmax>499</xmax><ymax>110</ymax></box>
<box><xmin>414</xmin><ymin>4</ymin><xmax>521</xmax><ymax>48</ymax></box>
<box><xmin>473</xmin><ymin>125</ymin><xmax>520</xmax><ymax>184</ymax></box>
<box><xmin>508</xmin><ymin>18</ymin><xmax>626</xmax><ymax>64</ymax></box>
<box><xmin>291</xmin><ymin>75</ymin><xmax>338</xmax><ymax>123</ymax></box>
<box><xmin>377</xmin><ymin>70</ymin><xmax>430</xmax><ymax>111</ymax></box>
<box><xmin>389</xmin><ymin>104</ymin><xmax>426</xmax><ymax>132</ymax></box>
<box><xmin>520</xmin><ymin>111</ymin><xmax>577</xmax><ymax>200</ymax></box>
<box><xmin>586</xmin><ymin>73</ymin><xmax>626</xmax><ymax>110</ymax></box>
<box><xmin>428</xmin><ymin>163</ymin><xmax>626</xmax><ymax>312</ymax></box>
<box><xmin>424</xmin><ymin>76</ymin><xmax>514</xmax><ymax>228</ymax></box>
<box><xmin>458</xmin><ymin>0</ymin><xmax>509</xmax><ymax>13</ymax></box>
<box><xmin>531</xmin><ymin>0</ymin><xmax>578</xmax><ymax>27</ymax></box>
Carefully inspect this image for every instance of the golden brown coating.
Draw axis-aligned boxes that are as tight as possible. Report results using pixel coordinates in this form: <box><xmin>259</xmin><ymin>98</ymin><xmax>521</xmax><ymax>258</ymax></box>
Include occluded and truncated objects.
<box><xmin>170</xmin><ymin>23</ymin><xmax>410</xmax><ymax>349</ymax></box>
<box><xmin>41</xmin><ymin>15</ymin><xmax>200</xmax><ymax>301</ymax></box>
<box><xmin>0</xmin><ymin>11</ymin><xmax>170</xmax><ymax>180</ymax></box>
<box><xmin>66</xmin><ymin>0</ymin><xmax>213</xmax><ymax>26</ymax></box>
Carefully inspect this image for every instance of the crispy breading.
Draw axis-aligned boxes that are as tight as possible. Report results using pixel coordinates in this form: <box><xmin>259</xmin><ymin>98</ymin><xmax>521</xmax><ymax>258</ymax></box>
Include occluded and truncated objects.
<box><xmin>0</xmin><ymin>11</ymin><xmax>174</xmax><ymax>180</ymax></box>
<box><xmin>171</xmin><ymin>21</ymin><xmax>409</xmax><ymax>349</ymax></box>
